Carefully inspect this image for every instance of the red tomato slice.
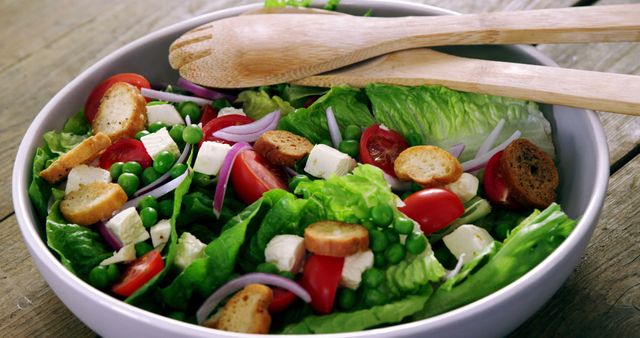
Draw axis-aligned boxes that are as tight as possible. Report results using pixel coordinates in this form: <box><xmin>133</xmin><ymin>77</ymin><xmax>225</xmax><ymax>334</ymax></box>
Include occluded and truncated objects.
<box><xmin>200</xmin><ymin>114</ymin><xmax>254</xmax><ymax>147</ymax></box>
<box><xmin>268</xmin><ymin>287</ymin><xmax>298</xmax><ymax>313</ymax></box>
<box><xmin>483</xmin><ymin>151</ymin><xmax>522</xmax><ymax>209</ymax></box>
<box><xmin>301</xmin><ymin>254</ymin><xmax>344</xmax><ymax>314</ymax></box>
<box><xmin>200</xmin><ymin>105</ymin><xmax>218</xmax><ymax>126</ymax></box>
<box><xmin>98</xmin><ymin>138</ymin><xmax>153</xmax><ymax>170</ymax></box>
<box><xmin>230</xmin><ymin>150</ymin><xmax>288</xmax><ymax>204</ymax></box>
<box><xmin>399</xmin><ymin>188</ymin><xmax>465</xmax><ymax>234</ymax></box>
<box><xmin>111</xmin><ymin>250</ymin><xmax>164</xmax><ymax>297</ymax></box>
<box><xmin>84</xmin><ymin>73</ymin><xmax>151</xmax><ymax>122</ymax></box>
<box><xmin>359</xmin><ymin>124</ymin><xmax>408</xmax><ymax>177</ymax></box>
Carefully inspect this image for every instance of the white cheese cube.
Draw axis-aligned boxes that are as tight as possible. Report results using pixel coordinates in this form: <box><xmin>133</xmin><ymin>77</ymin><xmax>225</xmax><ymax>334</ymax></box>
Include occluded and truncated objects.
<box><xmin>150</xmin><ymin>219</ymin><xmax>171</xmax><ymax>248</ymax></box>
<box><xmin>65</xmin><ymin>164</ymin><xmax>111</xmax><ymax>194</ymax></box>
<box><xmin>193</xmin><ymin>141</ymin><xmax>232</xmax><ymax>176</ymax></box>
<box><xmin>445</xmin><ymin>173</ymin><xmax>479</xmax><ymax>203</ymax></box>
<box><xmin>264</xmin><ymin>235</ymin><xmax>305</xmax><ymax>273</ymax></box>
<box><xmin>340</xmin><ymin>250</ymin><xmax>374</xmax><ymax>290</ymax></box>
<box><xmin>106</xmin><ymin>207</ymin><xmax>150</xmax><ymax>246</ymax></box>
<box><xmin>100</xmin><ymin>244</ymin><xmax>136</xmax><ymax>266</ymax></box>
<box><xmin>217</xmin><ymin>107</ymin><xmax>246</xmax><ymax>117</ymax></box>
<box><xmin>175</xmin><ymin>232</ymin><xmax>206</xmax><ymax>270</ymax></box>
<box><xmin>443</xmin><ymin>224</ymin><xmax>494</xmax><ymax>264</ymax></box>
<box><xmin>304</xmin><ymin>144</ymin><xmax>357</xmax><ymax>179</ymax></box>
<box><xmin>146</xmin><ymin>104</ymin><xmax>185</xmax><ymax>126</ymax></box>
<box><xmin>140</xmin><ymin>127</ymin><xmax>180</xmax><ymax>159</ymax></box>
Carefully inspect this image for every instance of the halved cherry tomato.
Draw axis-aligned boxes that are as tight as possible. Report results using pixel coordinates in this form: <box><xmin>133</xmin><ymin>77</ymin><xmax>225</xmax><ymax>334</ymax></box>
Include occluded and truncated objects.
<box><xmin>483</xmin><ymin>150</ymin><xmax>522</xmax><ymax>209</ymax></box>
<box><xmin>200</xmin><ymin>114</ymin><xmax>254</xmax><ymax>147</ymax></box>
<box><xmin>111</xmin><ymin>250</ymin><xmax>164</xmax><ymax>297</ymax></box>
<box><xmin>399</xmin><ymin>188</ymin><xmax>464</xmax><ymax>234</ymax></box>
<box><xmin>268</xmin><ymin>287</ymin><xmax>298</xmax><ymax>313</ymax></box>
<box><xmin>301</xmin><ymin>254</ymin><xmax>344</xmax><ymax>314</ymax></box>
<box><xmin>230</xmin><ymin>150</ymin><xmax>288</xmax><ymax>204</ymax></box>
<box><xmin>99</xmin><ymin>138</ymin><xmax>153</xmax><ymax>170</ymax></box>
<box><xmin>359</xmin><ymin>124</ymin><xmax>408</xmax><ymax>177</ymax></box>
<box><xmin>84</xmin><ymin>73</ymin><xmax>151</xmax><ymax>122</ymax></box>
<box><xmin>200</xmin><ymin>105</ymin><xmax>218</xmax><ymax>126</ymax></box>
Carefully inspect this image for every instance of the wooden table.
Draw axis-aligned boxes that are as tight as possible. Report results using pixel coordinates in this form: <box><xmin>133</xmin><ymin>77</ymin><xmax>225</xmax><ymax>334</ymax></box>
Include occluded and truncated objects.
<box><xmin>1</xmin><ymin>0</ymin><xmax>638</xmax><ymax>336</ymax></box>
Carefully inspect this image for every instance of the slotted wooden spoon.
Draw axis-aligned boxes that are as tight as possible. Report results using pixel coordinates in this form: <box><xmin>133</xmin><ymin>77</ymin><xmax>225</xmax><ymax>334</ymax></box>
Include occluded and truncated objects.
<box><xmin>169</xmin><ymin>4</ymin><xmax>640</xmax><ymax>88</ymax></box>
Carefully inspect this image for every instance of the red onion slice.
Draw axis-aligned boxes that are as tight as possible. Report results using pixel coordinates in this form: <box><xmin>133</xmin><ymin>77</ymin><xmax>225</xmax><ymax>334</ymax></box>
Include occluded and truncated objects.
<box><xmin>284</xmin><ymin>166</ymin><xmax>300</xmax><ymax>178</ymax></box>
<box><xmin>325</xmin><ymin>107</ymin><xmax>342</xmax><ymax>148</ymax></box>
<box><xmin>213</xmin><ymin>142</ymin><xmax>251</xmax><ymax>217</ymax></box>
<box><xmin>141</xmin><ymin>88</ymin><xmax>212</xmax><ymax>106</ymax></box>
<box><xmin>177</xmin><ymin>77</ymin><xmax>235</xmax><ymax>101</ymax></box>
<box><xmin>447</xmin><ymin>143</ymin><xmax>466</xmax><ymax>159</ymax></box>
<box><xmin>121</xmin><ymin>170</ymin><xmax>189</xmax><ymax>211</ymax></box>
<box><xmin>133</xmin><ymin>142</ymin><xmax>192</xmax><ymax>197</ymax></box>
<box><xmin>461</xmin><ymin>130</ymin><xmax>521</xmax><ymax>172</ymax></box>
<box><xmin>196</xmin><ymin>272</ymin><xmax>311</xmax><ymax>325</ymax></box>
<box><xmin>383</xmin><ymin>172</ymin><xmax>412</xmax><ymax>192</ymax></box>
<box><xmin>475</xmin><ymin>119</ymin><xmax>505</xmax><ymax>159</ymax></box>
<box><xmin>212</xmin><ymin>112</ymin><xmax>280</xmax><ymax>143</ymax></box>
<box><xmin>97</xmin><ymin>220</ymin><xmax>123</xmax><ymax>251</ymax></box>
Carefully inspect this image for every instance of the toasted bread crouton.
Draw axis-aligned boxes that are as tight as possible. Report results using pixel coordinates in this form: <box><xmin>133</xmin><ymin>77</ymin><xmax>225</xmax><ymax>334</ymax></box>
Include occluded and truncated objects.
<box><xmin>500</xmin><ymin>138</ymin><xmax>559</xmax><ymax>209</ymax></box>
<box><xmin>304</xmin><ymin>221</ymin><xmax>369</xmax><ymax>257</ymax></box>
<box><xmin>39</xmin><ymin>132</ymin><xmax>112</xmax><ymax>184</ymax></box>
<box><xmin>92</xmin><ymin>82</ymin><xmax>146</xmax><ymax>141</ymax></box>
<box><xmin>213</xmin><ymin>284</ymin><xmax>273</xmax><ymax>334</ymax></box>
<box><xmin>254</xmin><ymin>130</ymin><xmax>313</xmax><ymax>167</ymax></box>
<box><xmin>60</xmin><ymin>182</ymin><xmax>127</xmax><ymax>226</ymax></box>
<box><xmin>394</xmin><ymin>145</ymin><xmax>462</xmax><ymax>188</ymax></box>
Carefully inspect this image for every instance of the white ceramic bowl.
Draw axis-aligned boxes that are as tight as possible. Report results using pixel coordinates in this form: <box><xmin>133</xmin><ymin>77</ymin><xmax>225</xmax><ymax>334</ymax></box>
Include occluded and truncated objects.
<box><xmin>12</xmin><ymin>1</ymin><xmax>608</xmax><ymax>337</ymax></box>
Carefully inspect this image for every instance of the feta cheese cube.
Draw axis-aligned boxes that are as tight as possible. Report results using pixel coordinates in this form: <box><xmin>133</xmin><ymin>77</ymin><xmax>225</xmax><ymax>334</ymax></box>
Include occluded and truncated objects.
<box><xmin>146</xmin><ymin>104</ymin><xmax>185</xmax><ymax>126</ymax></box>
<box><xmin>264</xmin><ymin>235</ymin><xmax>305</xmax><ymax>273</ymax></box>
<box><xmin>217</xmin><ymin>107</ymin><xmax>246</xmax><ymax>117</ymax></box>
<box><xmin>193</xmin><ymin>141</ymin><xmax>232</xmax><ymax>176</ymax></box>
<box><xmin>340</xmin><ymin>250</ymin><xmax>374</xmax><ymax>290</ymax></box>
<box><xmin>445</xmin><ymin>173</ymin><xmax>479</xmax><ymax>203</ymax></box>
<box><xmin>65</xmin><ymin>164</ymin><xmax>111</xmax><ymax>194</ymax></box>
<box><xmin>106</xmin><ymin>207</ymin><xmax>150</xmax><ymax>246</ymax></box>
<box><xmin>175</xmin><ymin>232</ymin><xmax>206</xmax><ymax>270</ymax></box>
<box><xmin>443</xmin><ymin>224</ymin><xmax>494</xmax><ymax>264</ymax></box>
<box><xmin>140</xmin><ymin>127</ymin><xmax>180</xmax><ymax>159</ymax></box>
<box><xmin>304</xmin><ymin>144</ymin><xmax>357</xmax><ymax>179</ymax></box>
<box><xmin>150</xmin><ymin>219</ymin><xmax>171</xmax><ymax>248</ymax></box>
<box><xmin>100</xmin><ymin>244</ymin><xmax>136</xmax><ymax>266</ymax></box>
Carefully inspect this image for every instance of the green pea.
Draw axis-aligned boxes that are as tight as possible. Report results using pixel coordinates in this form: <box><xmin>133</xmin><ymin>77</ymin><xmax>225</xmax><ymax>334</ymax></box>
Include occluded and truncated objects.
<box><xmin>343</xmin><ymin>214</ymin><xmax>360</xmax><ymax>225</ymax></box>
<box><xmin>88</xmin><ymin>265</ymin><xmax>110</xmax><ymax>289</ymax></box>
<box><xmin>169</xmin><ymin>124</ymin><xmax>186</xmax><ymax>144</ymax></box>
<box><xmin>182</xmin><ymin>125</ymin><xmax>203</xmax><ymax>144</ymax></box>
<box><xmin>142</xmin><ymin>167</ymin><xmax>161</xmax><ymax>186</ymax></box>
<box><xmin>383</xmin><ymin>228</ymin><xmax>400</xmax><ymax>244</ymax></box>
<box><xmin>168</xmin><ymin>312</ymin><xmax>186</xmax><ymax>321</ymax></box>
<box><xmin>109</xmin><ymin>162</ymin><xmax>124</xmax><ymax>181</ymax></box>
<box><xmin>177</xmin><ymin>101</ymin><xmax>202</xmax><ymax>122</ymax></box>
<box><xmin>117</xmin><ymin>173</ymin><xmax>139</xmax><ymax>197</ymax></box>
<box><xmin>135</xmin><ymin>130</ymin><xmax>150</xmax><ymax>140</ymax></box>
<box><xmin>137</xmin><ymin>195</ymin><xmax>158</xmax><ymax>211</ymax></box>
<box><xmin>193</xmin><ymin>172</ymin><xmax>213</xmax><ymax>187</ymax></box>
<box><xmin>256</xmin><ymin>262</ymin><xmax>279</xmax><ymax>274</ymax></box>
<box><xmin>158</xmin><ymin>199</ymin><xmax>174</xmax><ymax>219</ymax></box>
<box><xmin>337</xmin><ymin>288</ymin><xmax>356</xmax><ymax>310</ymax></box>
<box><xmin>373</xmin><ymin>252</ymin><xmax>387</xmax><ymax>268</ymax></box>
<box><xmin>362</xmin><ymin>268</ymin><xmax>384</xmax><ymax>288</ymax></box>
<box><xmin>495</xmin><ymin>223</ymin><xmax>511</xmax><ymax>241</ymax></box>
<box><xmin>279</xmin><ymin>271</ymin><xmax>295</xmax><ymax>280</ymax></box>
<box><xmin>106</xmin><ymin>264</ymin><xmax>120</xmax><ymax>283</ymax></box>
<box><xmin>364</xmin><ymin>288</ymin><xmax>387</xmax><ymax>307</ymax></box>
<box><xmin>405</xmin><ymin>232</ymin><xmax>428</xmax><ymax>255</ymax></box>
<box><xmin>140</xmin><ymin>207</ymin><xmax>158</xmax><ymax>228</ymax></box>
<box><xmin>170</xmin><ymin>163</ymin><xmax>188</xmax><ymax>179</ymax></box>
<box><xmin>361</xmin><ymin>220</ymin><xmax>376</xmax><ymax>231</ymax></box>
<box><xmin>288</xmin><ymin>175</ymin><xmax>310</xmax><ymax>191</ymax></box>
<box><xmin>319</xmin><ymin>139</ymin><xmax>332</xmax><ymax>146</ymax></box>
<box><xmin>343</xmin><ymin>125</ymin><xmax>362</xmax><ymax>141</ymax></box>
<box><xmin>153</xmin><ymin>151</ymin><xmax>176</xmax><ymax>174</ymax></box>
<box><xmin>135</xmin><ymin>241</ymin><xmax>154</xmax><ymax>257</ymax></box>
<box><xmin>371</xmin><ymin>204</ymin><xmax>394</xmax><ymax>227</ymax></box>
<box><xmin>338</xmin><ymin>140</ymin><xmax>359</xmax><ymax>158</ymax></box>
<box><xmin>384</xmin><ymin>243</ymin><xmax>406</xmax><ymax>264</ymax></box>
<box><xmin>393</xmin><ymin>217</ymin><xmax>414</xmax><ymax>235</ymax></box>
<box><xmin>369</xmin><ymin>229</ymin><xmax>388</xmax><ymax>252</ymax></box>
<box><xmin>122</xmin><ymin>161</ymin><xmax>143</xmax><ymax>177</ymax></box>
<box><xmin>148</xmin><ymin>121</ymin><xmax>168</xmax><ymax>133</ymax></box>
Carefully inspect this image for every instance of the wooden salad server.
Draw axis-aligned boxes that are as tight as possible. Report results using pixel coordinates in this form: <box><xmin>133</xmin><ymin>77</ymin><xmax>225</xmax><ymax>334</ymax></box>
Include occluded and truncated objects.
<box><xmin>169</xmin><ymin>4</ymin><xmax>640</xmax><ymax>88</ymax></box>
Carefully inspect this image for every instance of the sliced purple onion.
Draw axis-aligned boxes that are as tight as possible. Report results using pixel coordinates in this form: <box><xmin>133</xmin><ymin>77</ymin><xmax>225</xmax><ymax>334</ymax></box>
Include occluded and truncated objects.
<box><xmin>447</xmin><ymin>143</ymin><xmax>465</xmax><ymax>158</ymax></box>
<box><xmin>475</xmin><ymin>119</ymin><xmax>505</xmax><ymax>159</ymax></box>
<box><xmin>444</xmin><ymin>253</ymin><xmax>466</xmax><ymax>280</ymax></box>
<box><xmin>97</xmin><ymin>221</ymin><xmax>122</xmax><ymax>251</ymax></box>
<box><xmin>133</xmin><ymin>143</ymin><xmax>192</xmax><ymax>197</ymax></box>
<box><xmin>121</xmin><ymin>170</ymin><xmax>189</xmax><ymax>211</ymax></box>
<box><xmin>325</xmin><ymin>107</ymin><xmax>342</xmax><ymax>148</ymax></box>
<box><xmin>177</xmin><ymin>77</ymin><xmax>235</xmax><ymax>101</ymax></box>
<box><xmin>383</xmin><ymin>172</ymin><xmax>412</xmax><ymax>192</ymax></box>
<box><xmin>212</xmin><ymin>111</ymin><xmax>280</xmax><ymax>143</ymax></box>
<box><xmin>213</xmin><ymin>142</ymin><xmax>251</xmax><ymax>217</ymax></box>
<box><xmin>284</xmin><ymin>166</ymin><xmax>300</xmax><ymax>178</ymax></box>
<box><xmin>461</xmin><ymin>130</ymin><xmax>522</xmax><ymax>172</ymax></box>
<box><xmin>141</xmin><ymin>87</ymin><xmax>212</xmax><ymax>106</ymax></box>
<box><xmin>196</xmin><ymin>272</ymin><xmax>311</xmax><ymax>325</ymax></box>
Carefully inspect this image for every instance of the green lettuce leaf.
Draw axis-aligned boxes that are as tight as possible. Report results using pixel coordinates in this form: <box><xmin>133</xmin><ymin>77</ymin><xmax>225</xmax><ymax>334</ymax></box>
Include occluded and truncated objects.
<box><xmin>43</xmin><ymin>130</ymin><xmax>87</xmax><ymax>156</ymax></box>
<box><xmin>386</xmin><ymin>247</ymin><xmax>445</xmax><ymax>296</ymax></box>
<box><xmin>282</xmin><ymin>85</ymin><xmax>328</xmax><ymax>108</ymax></box>
<box><xmin>28</xmin><ymin>147</ymin><xmax>54</xmax><ymax>221</ymax></box>
<box><xmin>236</xmin><ymin>89</ymin><xmax>294</xmax><ymax>119</ymax></box>
<box><xmin>264</xmin><ymin>0</ymin><xmax>312</xmax><ymax>7</ymax></box>
<box><xmin>62</xmin><ymin>111</ymin><xmax>91</xmax><ymax>135</ymax></box>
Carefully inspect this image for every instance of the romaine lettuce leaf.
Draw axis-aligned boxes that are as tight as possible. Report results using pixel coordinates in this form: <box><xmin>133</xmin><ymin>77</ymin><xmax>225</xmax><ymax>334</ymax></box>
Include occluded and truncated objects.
<box><xmin>236</xmin><ymin>89</ymin><xmax>294</xmax><ymax>119</ymax></box>
<box><xmin>62</xmin><ymin>111</ymin><xmax>91</xmax><ymax>135</ymax></box>
<box><xmin>386</xmin><ymin>247</ymin><xmax>445</xmax><ymax>296</ymax></box>
<box><xmin>28</xmin><ymin>147</ymin><xmax>53</xmax><ymax>221</ymax></box>
<box><xmin>43</xmin><ymin>130</ymin><xmax>87</xmax><ymax>156</ymax></box>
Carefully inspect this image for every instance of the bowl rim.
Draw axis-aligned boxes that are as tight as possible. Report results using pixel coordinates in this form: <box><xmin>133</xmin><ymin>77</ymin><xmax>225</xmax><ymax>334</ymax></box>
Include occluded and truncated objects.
<box><xmin>11</xmin><ymin>0</ymin><xmax>609</xmax><ymax>337</ymax></box>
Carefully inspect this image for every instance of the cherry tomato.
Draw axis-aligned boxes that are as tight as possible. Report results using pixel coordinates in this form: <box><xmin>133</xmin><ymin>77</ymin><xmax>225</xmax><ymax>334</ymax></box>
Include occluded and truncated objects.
<box><xmin>99</xmin><ymin>138</ymin><xmax>153</xmax><ymax>170</ymax></box>
<box><xmin>111</xmin><ymin>250</ymin><xmax>164</xmax><ymax>297</ymax></box>
<box><xmin>399</xmin><ymin>188</ymin><xmax>464</xmax><ymax>234</ymax></box>
<box><xmin>268</xmin><ymin>287</ymin><xmax>298</xmax><ymax>313</ymax></box>
<box><xmin>200</xmin><ymin>114</ymin><xmax>254</xmax><ymax>147</ymax></box>
<box><xmin>483</xmin><ymin>151</ymin><xmax>522</xmax><ymax>209</ymax></box>
<box><xmin>84</xmin><ymin>73</ymin><xmax>151</xmax><ymax>122</ymax></box>
<box><xmin>359</xmin><ymin>124</ymin><xmax>408</xmax><ymax>177</ymax></box>
<box><xmin>230</xmin><ymin>150</ymin><xmax>288</xmax><ymax>204</ymax></box>
<box><xmin>200</xmin><ymin>105</ymin><xmax>218</xmax><ymax>126</ymax></box>
<box><xmin>301</xmin><ymin>254</ymin><xmax>344</xmax><ymax>314</ymax></box>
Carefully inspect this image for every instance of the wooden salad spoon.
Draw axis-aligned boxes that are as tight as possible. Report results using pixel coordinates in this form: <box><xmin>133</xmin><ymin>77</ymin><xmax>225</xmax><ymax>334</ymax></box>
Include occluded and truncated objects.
<box><xmin>169</xmin><ymin>4</ymin><xmax>640</xmax><ymax>88</ymax></box>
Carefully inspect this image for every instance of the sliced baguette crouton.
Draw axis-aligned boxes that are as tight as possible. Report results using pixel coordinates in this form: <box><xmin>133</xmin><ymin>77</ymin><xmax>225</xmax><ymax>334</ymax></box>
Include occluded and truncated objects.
<box><xmin>394</xmin><ymin>145</ymin><xmax>462</xmax><ymax>188</ymax></box>
<box><xmin>500</xmin><ymin>138</ymin><xmax>559</xmax><ymax>209</ymax></box>
<box><xmin>39</xmin><ymin>132</ymin><xmax>112</xmax><ymax>184</ymax></box>
<box><xmin>92</xmin><ymin>82</ymin><xmax>147</xmax><ymax>141</ymax></box>
<box><xmin>253</xmin><ymin>130</ymin><xmax>313</xmax><ymax>167</ymax></box>
<box><xmin>213</xmin><ymin>284</ymin><xmax>273</xmax><ymax>334</ymax></box>
<box><xmin>60</xmin><ymin>182</ymin><xmax>127</xmax><ymax>226</ymax></box>
<box><xmin>304</xmin><ymin>221</ymin><xmax>369</xmax><ymax>257</ymax></box>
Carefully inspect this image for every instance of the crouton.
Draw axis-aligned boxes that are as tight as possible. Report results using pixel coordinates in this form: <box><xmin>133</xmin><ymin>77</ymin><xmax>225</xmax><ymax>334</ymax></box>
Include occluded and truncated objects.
<box><xmin>39</xmin><ymin>132</ymin><xmax>112</xmax><ymax>184</ymax></box>
<box><xmin>500</xmin><ymin>138</ymin><xmax>559</xmax><ymax>209</ymax></box>
<box><xmin>304</xmin><ymin>221</ymin><xmax>369</xmax><ymax>257</ymax></box>
<box><xmin>212</xmin><ymin>284</ymin><xmax>273</xmax><ymax>334</ymax></box>
<box><xmin>253</xmin><ymin>130</ymin><xmax>313</xmax><ymax>167</ymax></box>
<box><xmin>60</xmin><ymin>182</ymin><xmax>127</xmax><ymax>226</ymax></box>
<box><xmin>394</xmin><ymin>145</ymin><xmax>462</xmax><ymax>188</ymax></box>
<box><xmin>92</xmin><ymin>82</ymin><xmax>146</xmax><ymax>141</ymax></box>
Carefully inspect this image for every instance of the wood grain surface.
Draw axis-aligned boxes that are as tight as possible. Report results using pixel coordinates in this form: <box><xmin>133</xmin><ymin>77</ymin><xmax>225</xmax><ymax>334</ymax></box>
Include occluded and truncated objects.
<box><xmin>1</xmin><ymin>0</ymin><xmax>638</xmax><ymax>337</ymax></box>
